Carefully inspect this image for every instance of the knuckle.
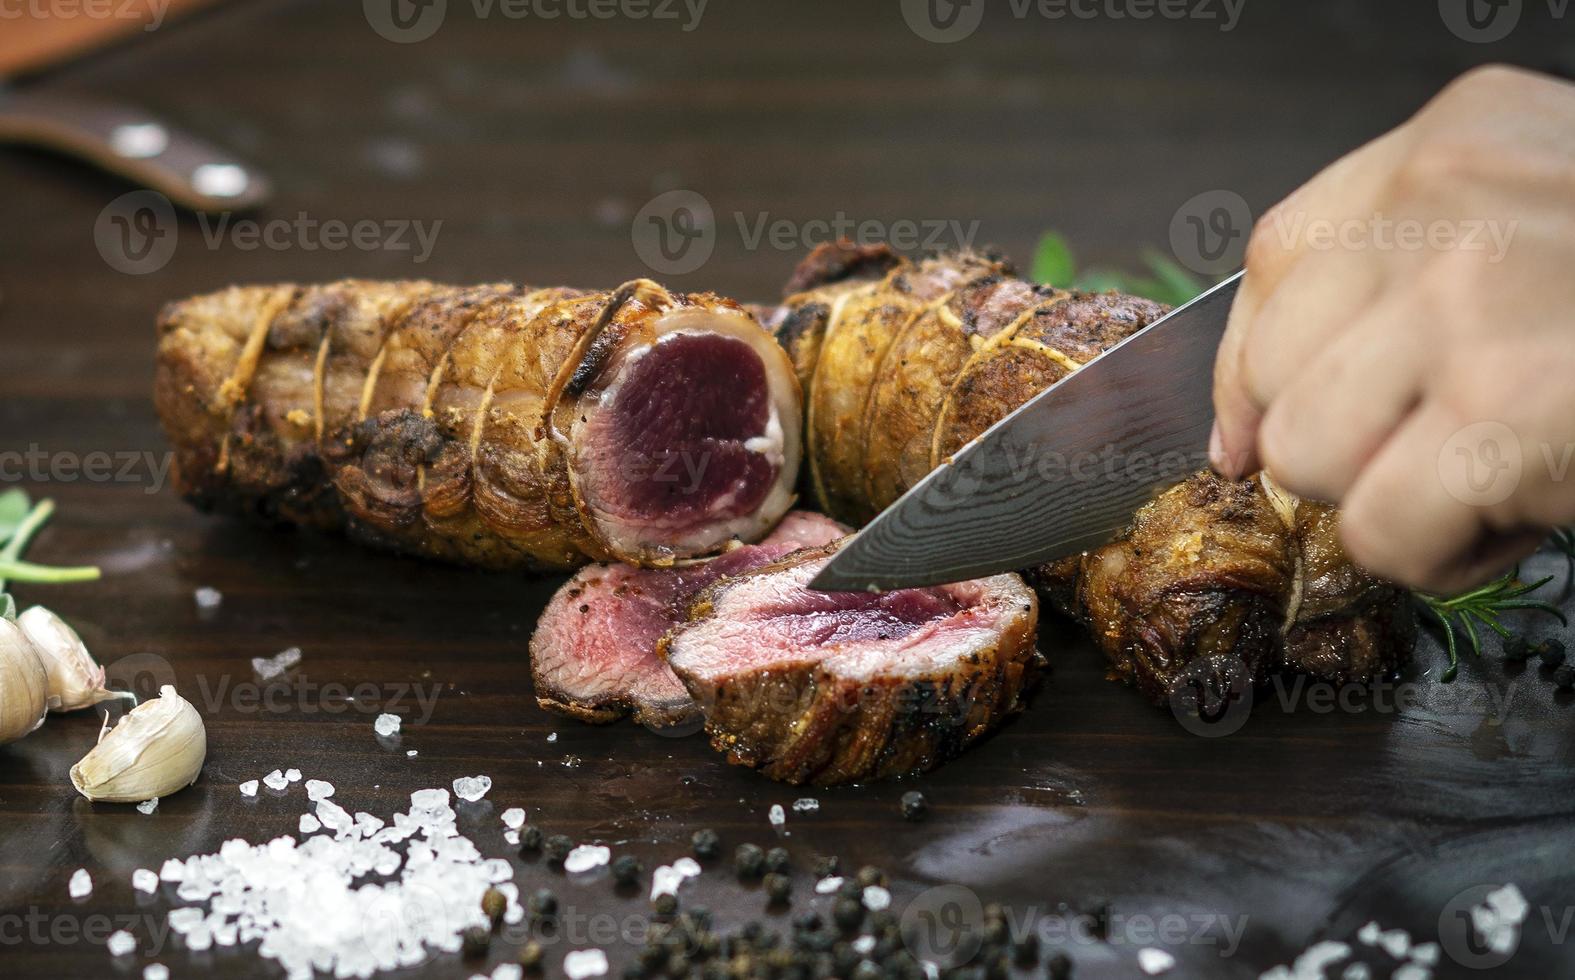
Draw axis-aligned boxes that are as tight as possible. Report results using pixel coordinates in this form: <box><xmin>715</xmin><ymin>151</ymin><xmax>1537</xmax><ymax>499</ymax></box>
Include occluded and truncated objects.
<box><xmin>1244</xmin><ymin>210</ymin><xmax>1294</xmax><ymax>276</ymax></box>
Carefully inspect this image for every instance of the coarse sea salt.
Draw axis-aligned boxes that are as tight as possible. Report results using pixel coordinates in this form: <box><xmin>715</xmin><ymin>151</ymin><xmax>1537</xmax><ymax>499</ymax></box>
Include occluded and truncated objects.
<box><xmin>564</xmin><ymin>948</ymin><xmax>608</xmax><ymax>979</ymax></box>
<box><xmin>263</xmin><ymin>769</ymin><xmax>289</xmax><ymax>791</ymax></box>
<box><xmin>137</xmin><ymin>798</ymin><xmax>158</xmax><ymax>815</ymax></box>
<box><xmin>305</xmin><ymin>779</ymin><xmax>335</xmax><ymax>801</ymax></box>
<box><xmin>298</xmin><ymin>814</ymin><xmax>321</xmax><ymax>834</ymax></box>
<box><xmin>502</xmin><ymin>808</ymin><xmax>526</xmax><ymax>829</ymax></box>
<box><xmin>158</xmin><ymin>859</ymin><xmax>184</xmax><ymax>882</ymax></box>
<box><xmin>862</xmin><ymin>886</ymin><xmax>891</xmax><ymax>911</ymax></box>
<box><xmin>251</xmin><ymin>646</ymin><xmax>302</xmax><ymax>680</ymax></box>
<box><xmin>815</xmin><ymin>877</ymin><xmax>844</xmax><ymax>894</ymax></box>
<box><xmin>792</xmin><ymin>798</ymin><xmax>819</xmax><ymax>812</ymax></box>
<box><xmin>1137</xmin><ymin>948</ymin><xmax>1175</xmax><ymax>975</ymax></box>
<box><xmin>375</xmin><ymin>713</ymin><xmax>402</xmax><ymax>737</ymax></box>
<box><xmin>407</xmin><ymin>749</ymin><xmax>418</xmax><ymax>757</ymax></box>
<box><xmin>565</xmin><ymin>845</ymin><xmax>610</xmax><ymax>873</ymax></box>
<box><xmin>69</xmin><ymin>868</ymin><xmax>92</xmax><ymax>898</ymax></box>
<box><xmin>285</xmin><ymin>768</ymin><xmax>302</xmax><ymax>782</ymax></box>
<box><xmin>132</xmin><ymin>869</ymin><xmax>159</xmax><ymax>894</ymax></box>
<box><xmin>768</xmin><ymin>804</ymin><xmax>785</xmax><ymax>827</ymax></box>
<box><xmin>454</xmin><ymin>775</ymin><xmax>492</xmax><ymax>802</ymax></box>
<box><xmin>143</xmin><ymin>965</ymin><xmax>169</xmax><ymax>980</ymax></box>
<box><xmin>239</xmin><ymin>780</ymin><xmax>259</xmax><ymax>797</ymax></box>
<box><xmin>1391</xmin><ymin>966</ymin><xmax>1429</xmax><ymax>980</ymax></box>
<box><xmin>193</xmin><ymin>587</ymin><xmax>222</xmax><ymax>612</ymax></box>
<box><xmin>106</xmin><ymin>930</ymin><xmax>136</xmax><ymax>956</ymax></box>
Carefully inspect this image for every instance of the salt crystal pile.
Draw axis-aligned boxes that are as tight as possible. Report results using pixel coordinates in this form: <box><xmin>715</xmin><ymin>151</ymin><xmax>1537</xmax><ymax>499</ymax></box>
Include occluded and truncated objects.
<box><xmin>69</xmin><ymin>868</ymin><xmax>92</xmax><ymax>898</ymax></box>
<box><xmin>501</xmin><ymin>808</ymin><xmax>526</xmax><ymax>830</ymax></box>
<box><xmin>240</xmin><ymin>780</ymin><xmax>259</xmax><ymax>798</ymax></box>
<box><xmin>564</xmin><ymin>845</ymin><xmax>610</xmax><ymax>873</ymax></box>
<box><xmin>193</xmin><ymin>587</ymin><xmax>223</xmax><ymax>613</ymax></box>
<box><xmin>768</xmin><ymin>804</ymin><xmax>785</xmax><ymax>827</ymax></box>
<box><xmin>143</xmin><ymin>783</ymin><xmax>516</xmax><ymax>977</ymax></box>
<box><xmin>106</xmin><ymin>930</ymin><xmax>136</xmax><ymax>956</ymax></box>
<box><xmin>1471</xmin><ymin>883</ymin><xmax>1529</xmax><ymax>955</ymax></box>
<box><xmin>374</xmin><ymin>713</ymin><xmax>401</xmax><ymax>738</ymax></box>
<box><xmin>305</xmin><ymin>779</ymin><xmax>335</xmax><ymax>801</ymax></box>
<box><xmin>792</xmin><ymin>798</ymin><xmax>819</xmax><ymax>812</ymax></box>
<box><xmin>263</xmin><ymin>769</ymin><xmax>289</xmax><ymax>791</ymax></box>
<box><xmin>564</xmin><ymin>948</ymin><xmax>608</xmax><ymax>979</ymax></box>
<box><xmin>453</xmin><ymin>775</ymin><xmax>491</xmax><ymax>802</ymax></box>
<box><xmin>137</xmin><ymin>799</ymin><xmax>159</xmax><ymax>815</ymax></box>
<box><xmin>132</xmin><ymin>869</ymin><xmax>159</xmax><ymax>894</ymax></box>
<box><xmin>251</xmin><ymin>646</ymin><xmax>302</xmax><ymax>680</ymax></box>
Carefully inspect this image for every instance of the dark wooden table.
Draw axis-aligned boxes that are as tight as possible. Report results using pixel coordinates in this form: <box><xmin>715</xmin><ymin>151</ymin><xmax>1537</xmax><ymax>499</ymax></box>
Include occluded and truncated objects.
<box><xmin>3</xmin><ymin>2</ymin><xmax>1574</xmax><ymax>977</ymax></box>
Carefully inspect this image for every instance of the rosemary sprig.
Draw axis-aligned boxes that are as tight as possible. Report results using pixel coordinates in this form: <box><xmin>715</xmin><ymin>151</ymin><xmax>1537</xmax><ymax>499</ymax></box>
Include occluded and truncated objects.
<box><xmin>0</xmin><ymin>490</ymin><xmax>102</xmax><ymax>595</ymax></box>
<box><xmin>1415</xmin><ymin>568</ymin><xmax>1566</xmax><ymax>682</ymax></box>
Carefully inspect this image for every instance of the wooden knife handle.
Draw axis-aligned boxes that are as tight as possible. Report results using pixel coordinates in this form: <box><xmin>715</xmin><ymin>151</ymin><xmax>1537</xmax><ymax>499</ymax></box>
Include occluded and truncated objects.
<box><xmin>0</xmin><ymin>90</ymin><xmax>270</xmax><ymax>212</ymax></box>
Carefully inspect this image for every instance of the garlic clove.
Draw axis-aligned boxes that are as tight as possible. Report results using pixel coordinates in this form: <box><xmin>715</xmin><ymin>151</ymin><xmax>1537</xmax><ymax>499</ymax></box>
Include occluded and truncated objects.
<box><xmin>17</xmin><ymin>606</ymin><xmax>133</xmax><ymax>713</ymax></box>
<box><xmin>0</xmin><ymin>618</ymin><xmax>50</xmax><ymax>745</ymax></box>
<box><xmin>70</xmin><ymin>685</ymin><xmax>206</xmax><ymax>803</ymax></box>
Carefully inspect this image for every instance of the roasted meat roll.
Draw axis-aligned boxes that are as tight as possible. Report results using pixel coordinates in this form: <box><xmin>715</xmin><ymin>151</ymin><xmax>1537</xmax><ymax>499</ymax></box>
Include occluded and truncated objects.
<box><xmin>661</xmin><ymin>541</ymin><xmax>1040</xmax><ymax>785</ymax></box>
<box><xmin>1030</xmin><ymin>472</ymin><xmax>1417</xmax><ymax>712</ymax></box>
<box><xmin>155</xmin><ymin>279</ymin><xmax>802</xmax><ymax>569</ymax></box>
<box><xmin>765</xmin><ymin>241</ymin><xmax>1167</xmax><ymax>524</ymax></box>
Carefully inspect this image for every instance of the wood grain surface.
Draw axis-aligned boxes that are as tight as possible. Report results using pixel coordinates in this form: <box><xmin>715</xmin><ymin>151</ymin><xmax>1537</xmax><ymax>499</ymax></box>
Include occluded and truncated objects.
<box><xmin>2</xmin><ymin>2</ymin><xmax>1574</xmax><ymax>978</ymax></box>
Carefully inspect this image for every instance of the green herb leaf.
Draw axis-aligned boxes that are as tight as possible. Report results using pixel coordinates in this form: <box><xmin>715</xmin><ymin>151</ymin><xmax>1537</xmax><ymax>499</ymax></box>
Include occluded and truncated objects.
<box><xmin>1031</xmin><ymin>232</ymin><xmax>1077</xmax><ymax>287</ymax></box>
<box><xmin>1139</xmin><ymin>250</ymin><xmax>1206</xmax><ymax>306</ymax></box>
<box><xmin>0</xmin><ymin>489</ymin><xmax>30</xmax><ymax>546</ymax></box>
<box><xmin>0</xmin><ymin>593</ymin><xmax>14</xmax><ymax>622</ymax></box>
<box><xmin>1416</xmin><ymin>569</ymin><xmax>1567</xmax><ymax>682</ymax></box>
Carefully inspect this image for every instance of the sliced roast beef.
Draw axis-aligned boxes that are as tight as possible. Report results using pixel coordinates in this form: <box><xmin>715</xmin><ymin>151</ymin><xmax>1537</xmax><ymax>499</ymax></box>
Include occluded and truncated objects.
<box><xmin>661</xmin><ymin>542</ymin><xmax>1040</xmax><ymax>785</ymax></box>
<box><xmin>529</xmin><ymin>511</ymin><xmax>849</xmax><ymax>727</ymax></box>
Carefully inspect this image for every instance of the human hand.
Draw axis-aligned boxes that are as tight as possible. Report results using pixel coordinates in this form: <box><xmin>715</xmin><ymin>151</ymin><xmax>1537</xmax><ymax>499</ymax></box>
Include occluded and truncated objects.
<box><xmin>1210</xmin><ymin>65</ymin><xmax>1575</xmax><ymax>594</ymax></box>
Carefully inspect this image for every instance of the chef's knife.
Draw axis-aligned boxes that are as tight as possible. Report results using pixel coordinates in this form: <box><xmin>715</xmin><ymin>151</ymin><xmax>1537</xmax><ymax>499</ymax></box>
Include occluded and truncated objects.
<box><xmin>809</xmin><ymin>270</ymin><xmax>1242</xmax><ymax>592</ymax></box>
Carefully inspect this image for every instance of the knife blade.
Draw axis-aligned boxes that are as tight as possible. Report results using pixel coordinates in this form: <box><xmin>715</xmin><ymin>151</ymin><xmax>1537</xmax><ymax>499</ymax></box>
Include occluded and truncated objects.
<box><xmin>808</xmin><ymin>270</ymin><xmax>1242</xmax><ymax>592</ymax></box>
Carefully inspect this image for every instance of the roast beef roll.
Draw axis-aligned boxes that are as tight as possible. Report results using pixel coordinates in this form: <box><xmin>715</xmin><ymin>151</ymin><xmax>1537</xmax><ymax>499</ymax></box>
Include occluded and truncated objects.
<box><xmin>1031</xmin><ymin>472</ymin><xmax>1416</xmax><ymax>713</ymax></box>
<box><xmin>155</xmin><ymin>278</ymin><xmax>802</xmax><ymax>569</ymax></box>
<box><xmin>661</xmin><ymin>542</ymin><xmax>1040</xmax><ymax>785</ymax></box>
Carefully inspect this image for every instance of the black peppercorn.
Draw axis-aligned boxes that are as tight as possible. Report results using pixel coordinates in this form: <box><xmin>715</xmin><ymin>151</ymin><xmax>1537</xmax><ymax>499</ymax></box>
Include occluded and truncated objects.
<box><xmin>1044</xmin><ymin>949</ymin><xmax>1072</xmax><ymax>979</ymax></box>
<box><xmin>653</xmin><ymin>892</ymin><xmax>679</xmax><ymax>918</ymax></box>
<box><xmin>1538</xmin><ymin>638</ymin><xmax>1567</xmax><ymax>667</ymax></box>
<box><xmin>692</xmin><ymin>828</ymin><xmax>722</xmax><ymax>860</ymax></box>
<box><xmin>766</xmin><ymin>846</ymin><xmax>791</xmax><ymax>873</ymax></box>
<box><xmin>1553</xmin><ymin>663</ymin><xmax>1575</xmax><ymax>690</ymax></box>
<box><xmin>519</xmin><ymin>825</ymin><xmax>544</xmax><ymax>853</ymax></box>
<box><xmin>461</xmin><ymin>925</ymin><xmax>490</xmax><ymax>959</ymax></box>
<box><xmin>899</xmin><ymin>790</ymin><xmax>928</xmax><ymax>821</ymax></box>
<box><xmin>519</xmin><ymin>940</ymin><xmax>544</xmax><ymax>971</ymax></box>
<box><xmin>612</xmin><ymin>854</ymin><xmax>642</xmax><ymax>886</ymax></box>
<box><xmin>1503</xmin><ymin>635</ymin><xmax>1532</xmax><ymax>662</ymax></box>
<box><xmin>528</xmin><ymin>888</ymin><xmax>558</xmax><ymax>917</ymax></box>
<box><xmin>735</xmin><ymin>843</ymin><xmax>765</xmax><ymax>878</ymax></box>
<box><xmin>544</xmin><ymin>834</ymin><xmax>574</xmax><ymax>862</ymax></box>
<box><xmin>764</xmin><ymin>872</ymin><xmax>793</xmax><ymax>904</ymax></box>
<box><xmin>1013</xmin><ymin>932</ymin><xmax>1040</xmax><ymax>966</ymax></box>
<box><xmin>813</xmin><ymin>854</ymin><xmax>840</xmax><ymax>878</ymax></box>
<box><xmin>855</xmin><ymin>866</ymin><xmax>886</xmax><ymax>889</ymax></box>
<box><xmin>833</xmin><ymin>897</ymin><xmax>864</xmax><ymax>932</ymax></box>
<box><xmin>481</xmin><ymin>887</ymin><xmax>507</xmax><ymax>926</ymax></box>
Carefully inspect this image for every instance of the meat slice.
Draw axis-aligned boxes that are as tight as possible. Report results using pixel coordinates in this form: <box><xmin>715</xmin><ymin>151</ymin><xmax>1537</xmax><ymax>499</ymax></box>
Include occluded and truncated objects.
<box><xmin>661</xmin><ymin>542</ymin><xmax>1040</xmax><ymax>785</ymax></box>
<box><xmin>529</xmin><ymin>511</ymin><xmax>849</xmax><ymax>727</ymax></box>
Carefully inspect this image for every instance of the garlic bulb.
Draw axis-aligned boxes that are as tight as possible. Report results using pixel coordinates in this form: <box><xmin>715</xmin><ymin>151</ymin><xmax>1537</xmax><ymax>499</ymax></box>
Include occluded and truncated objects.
<box><xmin>17</xmin><ymin>606</ymin><xmax>132</xmax><ymax>712</ymax></box>
<box><xmin>0</xmin><ymin>618</ymin><xmax>50</xmax><ymax>745</ymax></box>
<box><xmin>70</xmin><ymin>685</ymin><xmax>206</xmax><ymax>802</ymax></box>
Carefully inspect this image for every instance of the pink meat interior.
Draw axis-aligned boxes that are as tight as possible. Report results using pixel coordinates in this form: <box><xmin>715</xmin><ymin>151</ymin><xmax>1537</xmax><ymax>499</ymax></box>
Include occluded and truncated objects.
<box><xmin>753</xmin><ymin>588</ymin><xmax>967</xmax><ymax>647</ymax></box>
<box><xmin>581</xmin><ymin>333</ymin><xmax>779</xmax><ymax>531</ymax></box>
